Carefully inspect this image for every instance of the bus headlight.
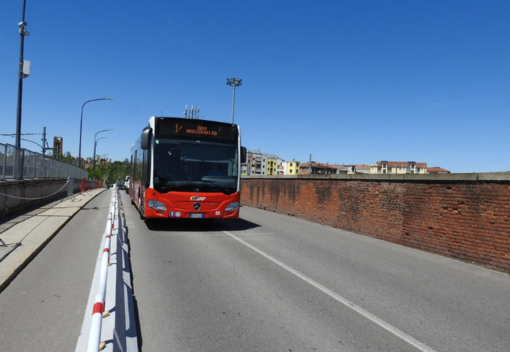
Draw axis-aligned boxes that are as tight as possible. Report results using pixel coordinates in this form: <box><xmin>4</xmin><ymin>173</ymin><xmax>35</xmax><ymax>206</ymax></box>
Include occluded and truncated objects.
<box><xmin>148</xmin><ymin>200</ymin><xmax>167</xmax><ymax>211</ymax></box>
<box><xmin>225</xmin><ymin>202</ymin><xmax>240</xmax><ymax>211</ymax></box>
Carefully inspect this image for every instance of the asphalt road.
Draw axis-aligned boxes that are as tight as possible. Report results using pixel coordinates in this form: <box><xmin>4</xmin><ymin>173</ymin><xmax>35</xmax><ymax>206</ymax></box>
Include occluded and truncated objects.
<box><xmin>122</xmin><ymin>192</ymin><xmax>510</xmax><ymax>352</ymax></box>
<box><xmin>1</xmin><ymin>190</ymin><xmax>509</xmax><ymax>352</ymax></box>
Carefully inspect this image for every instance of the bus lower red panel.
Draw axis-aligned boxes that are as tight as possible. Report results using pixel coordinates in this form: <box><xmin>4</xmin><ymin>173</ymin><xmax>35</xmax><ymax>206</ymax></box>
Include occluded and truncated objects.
<box><xmin>140</xmin><ymin>188</ymin><xmax>241</xmax><ymax>219</ymax></box>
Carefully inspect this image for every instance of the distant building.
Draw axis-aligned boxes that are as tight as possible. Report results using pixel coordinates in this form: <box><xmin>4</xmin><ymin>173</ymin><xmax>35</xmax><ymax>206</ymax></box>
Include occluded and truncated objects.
<box><xmin>299</xmin><ymin>162</ymin><xmax>350</xmax><ymax>175</ymax></box>
<box><xmin>298</xmin><ymin>162</ymin><xmax>373</xmax><ymax>175</ymax></box>
<box><xmin>242</xmin><ymin>151</ymin><xmax>303</xmax><ymax>176</ymax></box>
<box><xmin>242</xmin><ymin>153</ymin><xmax>449</xmax><ymax>177</ymax></box>
<box><xmin>370</xmin><ymin>161</ymin><xmax>427</xmax><ymax>174</ymax></box>
<box><xmin>299</xmin><ymin>161</ymin><xmax>327</xmax><ymax>175</ymax></box>
<box><xmin>242</xmin><ymin>149</ymin><xmax>261</xmax><ymax>175</ymax></box>
<box><xmin>427</xmin><ymin>167</ymin><xmax>450</xmax><ymax>174</ymax></box>
<box><xmin>345</xmin><ymin>165</ymin><xmax>370</xmax><ymax>174</ymax></box>
<box><xmin>53</xmin><ymin>137</ymin><xmax>63</xmax><ymax>156</ymax></box>
<box><xmin>267</xmin><ymin>156</ymin><xmax>284</xmax><ymax>175</ymax></box>
<box><xmin>330</xmin><ymin>165</ymin><xmax>350</xmax><ymax>174</ymax></box>
<box><xmin>242</xmin><ymin>149</ymin><xmax>282</xmax><ymax>176</ymax></box>
<box><xmin>283</xmin><ymin>161</ymin><xmax>300</xmax><ymax>175</ymax></box>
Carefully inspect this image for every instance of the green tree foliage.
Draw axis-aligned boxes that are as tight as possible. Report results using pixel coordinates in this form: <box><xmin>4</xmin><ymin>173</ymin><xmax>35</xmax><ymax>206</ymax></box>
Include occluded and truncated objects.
<box><xmin>54</xmin><ymin>151</ymin><xmax>74</xmax><ymax>163</ymax></box>
<box><xmin>89</xmin><ymin>158</ymin><xmax>129</xmax><ymax>185</ymax></box>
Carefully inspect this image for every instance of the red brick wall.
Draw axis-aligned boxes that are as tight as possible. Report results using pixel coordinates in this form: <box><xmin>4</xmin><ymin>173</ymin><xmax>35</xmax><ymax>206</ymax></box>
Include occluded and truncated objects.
<box><xmin>241</xmin><ymin>175</ymin><xmax>510</xmax><ymax>272</ymax></box>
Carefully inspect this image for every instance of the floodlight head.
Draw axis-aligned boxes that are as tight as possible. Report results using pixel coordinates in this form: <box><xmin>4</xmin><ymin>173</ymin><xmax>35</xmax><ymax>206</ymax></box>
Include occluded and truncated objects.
<box><xmin>226</xmin><ymin>78</ymin><xmax>242</xmax><ymax>87</ymax></box>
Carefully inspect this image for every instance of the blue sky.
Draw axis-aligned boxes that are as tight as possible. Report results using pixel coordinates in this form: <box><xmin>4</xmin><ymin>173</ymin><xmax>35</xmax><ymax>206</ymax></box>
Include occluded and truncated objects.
<box><xmin>1</xmin><ymin>0</ymin><xmax>509</xmax><ymax>173</ymax></box>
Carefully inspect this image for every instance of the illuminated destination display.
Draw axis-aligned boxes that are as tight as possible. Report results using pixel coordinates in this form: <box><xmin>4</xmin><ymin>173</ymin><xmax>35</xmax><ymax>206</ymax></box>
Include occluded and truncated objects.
<box><xmin>182</xmin><ymin>125</ymin><xmax>218</xmax><ymax>136</ymax></box>
<box><xmin>155</xmin><ymin>117</ymin><xmax>238</xmax><ymax>141</ymax></box>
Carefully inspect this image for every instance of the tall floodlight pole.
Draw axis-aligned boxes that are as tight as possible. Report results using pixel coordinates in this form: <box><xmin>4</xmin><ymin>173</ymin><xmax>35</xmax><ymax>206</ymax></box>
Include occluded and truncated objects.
<box><xmin>226</xmin><ymin>78</ymin><xmax>242</xmax><ymax>124</ymax></box>
<box><xmin>79</xmin><ymin>98</ymin><xmax>114</xmax><ymax>168</ymax></box>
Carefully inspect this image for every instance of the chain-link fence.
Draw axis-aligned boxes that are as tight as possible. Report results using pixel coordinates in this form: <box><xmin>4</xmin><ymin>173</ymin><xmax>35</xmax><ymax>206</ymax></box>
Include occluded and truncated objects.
<box><xmin>0</xmin><ymin>143</ymin><xmax>87</xmax><ymax>180</ymax></box>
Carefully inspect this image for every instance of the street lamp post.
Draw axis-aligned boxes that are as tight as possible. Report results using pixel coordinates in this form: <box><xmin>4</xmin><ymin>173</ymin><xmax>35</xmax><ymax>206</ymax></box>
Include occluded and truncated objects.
<box><xmin>226</xmin><ymin>78</ymin><xmax>242</xmax><ymax>124</ymax></box>
<box><xmin>14</xmin><ymin>0</ymin><xmax>30</xmax><ymax>179</ymax></box>
<box><xmin>92</xmin><ymin>129</ymin><xmax>113</xmax><ymax>185</ymax></box>
<box><xmin>79</xmin><ymin>98</ymin><xmax>114</xmax><ymax>168</ymax></box>
<box><xmin>16</xmin><ymin>0</ymin><xmax>30</xmax><ymax>150</ymax></box>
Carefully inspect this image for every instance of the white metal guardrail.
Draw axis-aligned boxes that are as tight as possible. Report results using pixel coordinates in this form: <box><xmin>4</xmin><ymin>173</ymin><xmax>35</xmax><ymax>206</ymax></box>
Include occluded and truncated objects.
<box><xmin>87</xmin><ymin>195</ymin><xmax>116</xmax><ymax>351</ymax></box>
<box><xmin>76</xmin><ymin>186</ymin><xmax>138</xmax><ymax>351</ymax></box>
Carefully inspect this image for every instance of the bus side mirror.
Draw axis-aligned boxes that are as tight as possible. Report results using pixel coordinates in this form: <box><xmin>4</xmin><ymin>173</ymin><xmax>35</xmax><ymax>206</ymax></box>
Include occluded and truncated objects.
<box><xmin>141</xmin><ymin>127</ymin><xmax>152</xmax><ymax>150</ymax></box>
<box><xmin>241</xmin><ymin>146</ymin><xmax>247</xmax><ymax>164</ymax></box>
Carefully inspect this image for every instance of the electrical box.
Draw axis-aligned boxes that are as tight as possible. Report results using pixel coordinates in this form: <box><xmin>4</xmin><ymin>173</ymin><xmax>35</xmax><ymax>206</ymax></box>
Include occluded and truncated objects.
<box><xmin>23</xmin><ymin>60</ymin><xmax>30</xmax><ymax>77</ymax></box>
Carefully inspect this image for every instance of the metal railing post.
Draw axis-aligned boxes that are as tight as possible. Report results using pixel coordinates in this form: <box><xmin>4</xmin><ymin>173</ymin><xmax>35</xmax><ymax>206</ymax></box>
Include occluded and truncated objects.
<box><xmin>1</xmin><ymin>144</ymin><xmax>6</xmax><ymax>179</ymax></box>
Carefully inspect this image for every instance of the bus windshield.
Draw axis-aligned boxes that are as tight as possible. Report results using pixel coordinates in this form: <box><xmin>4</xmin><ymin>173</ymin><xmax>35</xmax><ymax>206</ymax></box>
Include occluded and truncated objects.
<box><xmin>153</xmin><ymin>138</ymin><xmax>239</xmax><ymax>195</ymax></box>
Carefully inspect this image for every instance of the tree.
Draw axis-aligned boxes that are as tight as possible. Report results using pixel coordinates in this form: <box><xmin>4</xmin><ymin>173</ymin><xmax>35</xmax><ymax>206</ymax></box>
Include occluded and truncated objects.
<box><xmin>60</xmin><ymin>151</ymin><xmax>75</xmax><ymax>164</ymax></box>
<box><xmin>90</xmin><ymin>159</ymin><xmax>129</xmax><ymax>185</ymax></box>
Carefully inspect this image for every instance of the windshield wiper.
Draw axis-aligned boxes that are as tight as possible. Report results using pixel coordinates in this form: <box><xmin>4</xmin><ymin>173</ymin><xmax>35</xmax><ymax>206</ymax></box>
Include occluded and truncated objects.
<box><xmin>200</xmin><ymin>180</ymin><xmax>234</xmax><ymax>195</ymax></box>
<box><xmin>157</xmin><ymin>183</ymin><xmax>195</xmax><ymax>192</ymax></box>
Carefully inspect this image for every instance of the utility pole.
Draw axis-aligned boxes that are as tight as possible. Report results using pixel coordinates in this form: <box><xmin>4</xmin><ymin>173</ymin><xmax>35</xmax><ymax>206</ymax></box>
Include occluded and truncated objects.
<box><xmin>42</xmin><ymin>126</ymin><xmax>47</xmax><ymax>155</ymax></box>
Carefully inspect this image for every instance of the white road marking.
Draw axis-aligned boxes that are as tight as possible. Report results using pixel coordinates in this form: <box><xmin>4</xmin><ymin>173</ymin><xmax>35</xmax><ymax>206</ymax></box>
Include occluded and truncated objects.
<box><xmin>224</xmin><ymin>230</ymin><xmax>437</xmax><ymax>352</ymax></box>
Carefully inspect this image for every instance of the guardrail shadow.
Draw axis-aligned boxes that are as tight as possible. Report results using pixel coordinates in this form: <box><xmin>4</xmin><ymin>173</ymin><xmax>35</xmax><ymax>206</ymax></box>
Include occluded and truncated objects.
<box><xmin>143</xmin><ymin>217</ymin><xmax>261</xmax><ymax>232</ymax></box>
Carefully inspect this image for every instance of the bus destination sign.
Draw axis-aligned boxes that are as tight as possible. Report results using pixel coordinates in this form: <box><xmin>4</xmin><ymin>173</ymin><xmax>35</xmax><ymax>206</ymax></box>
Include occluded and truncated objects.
<box><xmin>178</xmin><ymin>124</ymin><xmax>218</xmax><ymax>136</ymax></box>
<box><xmin>156</xmin><ymin>117</ymin><xmax>238</xmax><ymax>142</ymax></box>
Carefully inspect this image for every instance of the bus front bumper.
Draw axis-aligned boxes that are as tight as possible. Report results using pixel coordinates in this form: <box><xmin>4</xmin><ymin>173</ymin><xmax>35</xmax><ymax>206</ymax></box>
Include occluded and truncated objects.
<box><xmin>146</xmin><ymin>199</ymin><xmax>240</xmax><ymax>219</ymax></box>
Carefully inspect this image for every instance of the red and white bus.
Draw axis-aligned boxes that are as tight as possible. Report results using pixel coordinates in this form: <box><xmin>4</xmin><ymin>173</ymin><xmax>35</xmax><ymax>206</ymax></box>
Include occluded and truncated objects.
<box><xmin>129</xmin><ymin>116</ymin><xmax>246</xmax><ymax>220</ymax></box>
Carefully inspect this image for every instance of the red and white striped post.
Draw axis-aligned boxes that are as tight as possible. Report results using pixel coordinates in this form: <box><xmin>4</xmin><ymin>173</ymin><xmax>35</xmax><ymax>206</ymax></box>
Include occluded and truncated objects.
<box><xmin>88</xmin><ymin>293</ymin><xmax>105</xmax><ymax>352</ymax></box>
<box><xmin>86</xmin><ymin>188</ymin><xmax>117</xmax><ymax>351</ymax></box>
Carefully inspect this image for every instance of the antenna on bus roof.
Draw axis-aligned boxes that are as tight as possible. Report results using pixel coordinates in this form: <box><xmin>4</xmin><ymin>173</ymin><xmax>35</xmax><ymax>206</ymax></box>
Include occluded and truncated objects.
<box><xmin>184</xmin><ymin>105</ymin><xmax>200</xmax><ymax>119</ymax></box>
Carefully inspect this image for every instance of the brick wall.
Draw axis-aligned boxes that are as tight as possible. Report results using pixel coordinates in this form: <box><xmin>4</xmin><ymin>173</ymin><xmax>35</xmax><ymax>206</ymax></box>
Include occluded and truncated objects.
<box><xmin>241</xmin><ymin>174</ymin><xmax>510</xmax><ymax>272</ymax></box>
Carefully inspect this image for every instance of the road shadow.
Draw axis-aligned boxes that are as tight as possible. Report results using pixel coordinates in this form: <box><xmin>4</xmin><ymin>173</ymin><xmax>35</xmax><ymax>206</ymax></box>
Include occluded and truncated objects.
<box><xmin>82</xmin><ymin>206</ymin><xmax>101</xmax><ymax>211</ymax></box>
<box><xmin>143</xmin><ymin>217</ymin><xmax>260</xmax><ymax>232</ymax></box>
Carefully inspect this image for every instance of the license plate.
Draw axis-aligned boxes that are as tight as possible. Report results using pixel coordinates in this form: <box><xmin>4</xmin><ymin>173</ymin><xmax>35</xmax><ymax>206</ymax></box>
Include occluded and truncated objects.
<box><xmin>190</xmin><ymin>213</ymin><xmax>204</xmax><ymax>218</ymax></box>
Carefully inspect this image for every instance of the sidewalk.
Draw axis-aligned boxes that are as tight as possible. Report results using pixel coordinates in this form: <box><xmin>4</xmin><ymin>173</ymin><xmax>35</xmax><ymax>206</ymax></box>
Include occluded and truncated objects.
<box><xmin>0</xmin><ymin>188</ymin><xmax>105</xmax><ymax>292</ymax></box>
